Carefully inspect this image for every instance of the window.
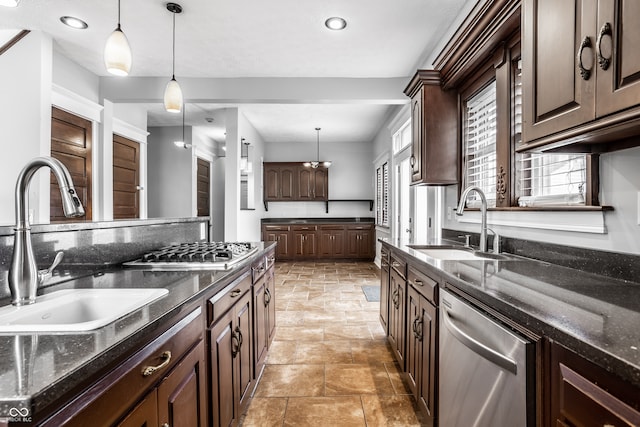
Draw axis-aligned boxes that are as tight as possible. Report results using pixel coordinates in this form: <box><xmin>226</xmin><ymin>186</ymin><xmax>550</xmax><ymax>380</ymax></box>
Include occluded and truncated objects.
<box><xmin>376</xmin><ymin>162</ymin><xmax>389</xmax><ymax>227</ymax></box>
<box><xmin>462</xmin><ymin>80</ymin><xmax>497</xmax><ymax>208</ymax></box>
<box><xmin>392</xmin><ymin>119</ymin><xmax>412</xmax><ymax>154</ymax></box>
<box><xmin>458</xmin><ymin>41</ymin><xmax>595</xmax><ymax>209</ymax></box>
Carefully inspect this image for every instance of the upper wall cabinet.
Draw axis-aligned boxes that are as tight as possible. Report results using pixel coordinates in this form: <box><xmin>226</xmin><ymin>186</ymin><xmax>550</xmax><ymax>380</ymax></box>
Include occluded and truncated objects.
<box><xmin>521</xmin><ymin>0</ymin><xmax>640</xmax><ymax>152</ymax></box>
<box><xmin>263</xmin><ymin>162</ymin><xmax>328</xmax><ymax>209</ymax></box>
<box><xmin>403</xmin><ymin>70</ymin><xmax>458</xmax><ymax>186</ymax></box>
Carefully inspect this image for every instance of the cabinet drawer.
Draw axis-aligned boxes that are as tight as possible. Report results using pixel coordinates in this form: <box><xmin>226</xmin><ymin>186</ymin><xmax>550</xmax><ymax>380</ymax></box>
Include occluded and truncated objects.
<box><xmin>390</xmin><ymin>254</ymin><xmax>406</xmax><ymax>279</ymax></box>
<box><xmin>265</xmin><ymin>250</ymin><xmax>276</xmax><ymax>270</ymax></box>
<box><xmin>292</xmin><ymin>225</ymin><xmax>318</xmax><ymax>231</ymax></box>
<box><xmin>346</xmin><ymin>224</ymin><xmax>373</xmax><ymax>230</ymax></box>
<box><xmin>319</xmin><ymin>224</ymin><xmax>346</xmax><ymax>230</ymax></box>
<box><xmin>264</xmin><ymin>225</ymin><xmax>290</xmax><ymax>231</ymax></box>
<box><xmin>44</xmin><ymin>308</ymin><xmax>203</xmax><ymax>427</ymax></box>
<box><xmin>407</xmin><ymin>267</ymin><xmax>438</xmax><ymax>304</ymax></box>
<box><xmin>207</xmin><ymin>272</ymin><xmax>251</xmax><ymax>326</ymax></box>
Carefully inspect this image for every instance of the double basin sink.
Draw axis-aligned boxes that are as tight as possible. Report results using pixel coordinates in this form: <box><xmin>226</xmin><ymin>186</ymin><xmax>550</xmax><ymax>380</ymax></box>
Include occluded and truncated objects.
<box><xmin>0</xmin><ymin>288</ymin><xmax>168</xmax><ymax>333</ymax></box>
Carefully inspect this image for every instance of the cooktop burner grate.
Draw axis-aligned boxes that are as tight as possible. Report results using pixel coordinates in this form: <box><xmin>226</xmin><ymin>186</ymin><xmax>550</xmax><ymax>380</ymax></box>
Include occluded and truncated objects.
<box><xmin>123</xmin><ymin>242</ymin><xmax>258</xmax><ymax>271</ymax></box>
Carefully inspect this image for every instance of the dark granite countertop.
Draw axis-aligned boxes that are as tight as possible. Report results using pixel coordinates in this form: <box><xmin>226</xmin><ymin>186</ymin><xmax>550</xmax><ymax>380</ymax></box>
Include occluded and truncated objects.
<box><xmin>0</xmin><ymin>242</ymin><xmax>275</xmax><ymax>420</ymax></box>
<box><xmin>261</xmin><ymin>217</ymin><xmax>374</xmax><ymax>224</ymax></box>
<box><xmin>380</xmin><ymin>238</ymin><xmax>640</xmax><ymax>388</ymax></box>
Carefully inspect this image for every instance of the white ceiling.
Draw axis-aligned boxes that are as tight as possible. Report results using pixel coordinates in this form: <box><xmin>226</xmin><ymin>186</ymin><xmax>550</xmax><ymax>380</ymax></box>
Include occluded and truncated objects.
<box><xmin>1</xmin><ymin>0</ymin><xmax>474</xmax><ymax>144</ymax></box>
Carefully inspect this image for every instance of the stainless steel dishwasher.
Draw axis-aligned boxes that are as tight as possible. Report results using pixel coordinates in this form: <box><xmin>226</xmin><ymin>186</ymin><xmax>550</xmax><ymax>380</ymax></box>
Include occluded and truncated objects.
<box><xmin>439</xmin><ymin>288</ymin><xmax>534</xmax><ymax>426</ymax></box>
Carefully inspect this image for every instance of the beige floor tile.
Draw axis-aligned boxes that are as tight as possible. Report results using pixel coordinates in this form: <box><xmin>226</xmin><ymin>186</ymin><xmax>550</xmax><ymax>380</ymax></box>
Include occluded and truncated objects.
<box><xmin>367</xmin><ymin>322</ymin><xmax>387</xmax><ymax>339</ymax></box>
<box><xmin>294</xmin><ymin>341</ymin><xmax>353</xmax><ymax>364</ymax></box>
<box><xmin>302</xmin><ymin>310</ymin><xmax>346</xmax><ymax>324</ymax></box>
<box><xmin>274</xmin><ymin>325</ymin><xmax>324</xmax><ymax>341</ymax></box>
<box><xmin>325</xmin><ymin>364</ymin><xmax>396</xmax><ymax>395</ymax></box>
<box><xmin>345</xmin><ymin>310</ymin><xmax>381</xmax><ymax>323</ymax></box>
<box><xmin>324</xmin><ymin>324</ymin><xmax>372</xmax><ymax>340</ymax></box>
<box><xmin>266</xmin><ymin>341</ymin><xmax>297</xmax><ymax>364</ymax></box>
<box><xmin>361</xmin><ymin>395</ymin><xmax>425</xmax><ymax>427</ymax></box>
<box><xmin>283</xmin><ymin>396</ymin><xmax>366</xmax><ymax>427</ymax></box>
<box><xmin>351</xmin><ymin>340</ymin><xmax>396</xmax><ymax>364</ymax></box>
<box><xmin>286</xmin><ymin>299</ymin><xmax>324</xmax><ymax>311</ymax></box>
<box><xmin>275</xmin><ymin>311</ymin><xmax>304</xmax><ymax>326</ymax></box>
<box><xmin>386</xmin><ymin>362</ymin><xmax>412</xmax><ymax>395</ymax></box>
<box><xmin>241</xmin><ymin>397</ymin><xmax>287</xmax><ymax>427</ymax></box>
<box><xmin>255</xmin><ymin>365</ymin><xmax>325</xmax><ymax>397</ymax></box>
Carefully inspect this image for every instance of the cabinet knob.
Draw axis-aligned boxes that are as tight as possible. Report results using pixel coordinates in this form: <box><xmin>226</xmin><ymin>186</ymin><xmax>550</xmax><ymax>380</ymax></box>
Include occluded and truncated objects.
<box><xmin>141</xmin><ymin>351</ymin><xmax>172</xmax><ymax>377</ymax></box>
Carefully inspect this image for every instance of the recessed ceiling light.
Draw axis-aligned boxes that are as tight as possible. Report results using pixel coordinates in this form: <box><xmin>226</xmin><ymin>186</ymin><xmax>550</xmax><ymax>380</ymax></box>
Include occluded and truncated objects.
<box><xmin>60</xmin><ymin>16</ymin><xmax>88</xmax><ymax>29</ymax></box>
<box><xmin>325</xmin><ymin>17</ymin><xmax>347</xmax><ymax>31</ymax></box>
<box><xmin>0</xmin><ymin>0</ymin><xmax>20</xmax><ymax>7</ymax></box>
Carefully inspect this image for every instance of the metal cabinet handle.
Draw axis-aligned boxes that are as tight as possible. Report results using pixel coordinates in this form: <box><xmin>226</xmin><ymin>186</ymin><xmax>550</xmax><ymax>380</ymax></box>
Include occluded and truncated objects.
<box><xmin>230</xmin><ymin>289</ymin><xmax>242</xmax><ymax>298</ymax></box>
<box><xmin>413</xmin><ymin>279</ymin><xmax>423</xmax><ymax>287</ymax></box>
<box><xmin>596</xmin><ymin>22</ymin><xmax>612</xmax><ymax>70</ymax></box>
<box><xmin>577</xmin><ymin>36</ymin><xmax>593</xmax><ymax>80</ymax></box>
<box><xmin>412</xmin><ymin>316</ymin><xmax>423</xmax><ymax>341</ymax></box>
<box><xmin>231</xmin><ymin>330</ymin><xmax>240</xmax><ymax>358</ymax></box>
<box><xmin>141</xmin><ymin>351</ymin><xmax>172</xmax><ymax>377</ymax></box>
<box><xmin>409</xmin><ymin>155</ymin><xmax>416</xmax><ymax>169</ymax></box>
<box><xmin>264</xmin><ymin>288</ymin><xmax>271</xmax><ymax>306</ymax></box>
<box><xmin>391</xmin><ymin>261</ymin><xmax>401</xmax><ymax>268</ymax></box>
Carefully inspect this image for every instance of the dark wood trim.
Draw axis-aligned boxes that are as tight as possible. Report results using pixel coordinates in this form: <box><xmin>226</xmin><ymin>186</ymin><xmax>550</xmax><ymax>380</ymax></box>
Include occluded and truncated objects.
<box><xmin>0</xmin><ymin>30</ymin><xmax>29</xmax><ymax>56</ymax></box>
<box><xmin>433</xmin><ymin>0</ymin><xmax>521</xmax><ymax>89</ymax></box>
<box><xmin>585</xmin><ymin>154</ymin><xmax>600</xmax><ymax>206</ymax></box>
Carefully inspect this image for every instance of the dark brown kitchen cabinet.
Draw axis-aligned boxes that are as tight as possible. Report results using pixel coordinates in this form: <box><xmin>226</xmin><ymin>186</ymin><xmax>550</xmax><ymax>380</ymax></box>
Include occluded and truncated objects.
<box><xmin>42</xmin><ymin>308</ymin><xmax>206</xmax><ymax>427</ymax></box>
<box><xmin>405</xmin><ymin>267</ymin><xmax>438</xmax><ymax>425</ymax></box>
<box><xmin>346</xmin><ymin>224</ymin><xmax>374</xmax><ymax>259</ymax></box>
<box><xmin>208</xmin><ymin>273</ymin><xmax>253</xmax><ymax>427</ymax></box>
<box><xmin>379</xmin><ymin>247</ymin><xmax>390</xmax><ymax>334</ymax></box>
<box><xmin>319</xmin><ymin>225</ymin><xmax>346</xmax><ymax>258</ymax></box>
<box><xmin>388</xmin><ymin>254</ymin><xmax>407</xmax><ymax>368</ymax></box>
<box><xmin>548</xmin><ymin>341</ymin><xmax>640</xmax><ymax>427</ymax></box>
<box><xmin>292</xmin><ymin>225</ymin><xmax>318</xmax><ymax>258</ymax></box>
<box><xmin>297</xmin><ymin>167</ymin><xmax>328</xmax><ymax>200</ymax></box>
<box><xmin>521</xmin><ymin>0</ymin><xmax>640</xmax><ymax>152</ymax></box>
<box><xmin>264</xmin><ymin>163</ymin><xmax>296</xmax><ymax>201</ymax></box>
<box><xmin>262</xmin><ymin>225</ymin><xmax>291</xmax><ymax>260</ymax></box>
<box><xmin>403</xmin><ymin>70</ymin><xmax>458</xmax><ymax>185</ymax></box>
<box><xmin>252</xmin><ymin>251</ymin><xmax>276</xmax><ymax>382</ymax></box>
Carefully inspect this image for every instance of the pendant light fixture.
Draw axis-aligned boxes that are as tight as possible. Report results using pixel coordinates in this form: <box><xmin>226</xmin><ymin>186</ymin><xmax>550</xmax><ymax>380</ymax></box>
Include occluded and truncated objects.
<box><xmin>303</xmin><ymin>127</ymin><xmax>331</xmax><ymax>168</ymax></box>
<box><xmin>104</xmin><ymin>0</ymin><xmax>132</xmax><ymax>76</ymax></box>
<box><xmin>173</xmin><ymin>103</ymin><xmax>191</xmax><ymax>149</ymax></box>
<box><xmin>164</xmin><ymin>2</ymin><xmax>183</xmax><ymax>113</ymax></box>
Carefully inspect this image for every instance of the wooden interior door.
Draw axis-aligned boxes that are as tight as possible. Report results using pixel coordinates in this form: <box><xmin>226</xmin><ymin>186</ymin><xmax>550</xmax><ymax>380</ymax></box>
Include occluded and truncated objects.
<box><xmin>196</xmin><ymin>157</ymin><xmax>210</xmax><ymax>217</ymax></box>
<box><xmin>51</xmin><ymin>107</ymin><xmax>92</xmax><ymax>221</ymax></box>
<box><xmin>113</xmin><ymin>135</ymin><xmax>140</xmax><ymax>219</ymax></box>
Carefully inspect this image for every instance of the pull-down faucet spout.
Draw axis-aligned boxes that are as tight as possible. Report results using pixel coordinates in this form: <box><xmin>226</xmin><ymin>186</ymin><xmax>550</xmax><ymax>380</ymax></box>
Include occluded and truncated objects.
<box><xmin>456</xmin><ymin>186</ymin><xmax>488</xmax><ymax>253</ymax></box>
<box><xmin>9</xmin><ymin>157</ymin><xmax>85</xmax><ymax>306</ymax></box>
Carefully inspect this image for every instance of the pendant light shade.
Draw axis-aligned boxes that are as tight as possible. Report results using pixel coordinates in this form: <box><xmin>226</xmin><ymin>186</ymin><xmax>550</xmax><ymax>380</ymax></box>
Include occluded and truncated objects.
<box><xmin>164</xmin><ymin>3</ymin><xmax>183</xmax><ymax>113</ymax></box>
<box><xmin>164</xmin><ymin>77</ymin><xmax>183</xmax><ymax>113</ymax></box>
<box><xmin>104</xmin><ymin>0</ymin><xmax>132</xmax><ymax>76</ymax></box>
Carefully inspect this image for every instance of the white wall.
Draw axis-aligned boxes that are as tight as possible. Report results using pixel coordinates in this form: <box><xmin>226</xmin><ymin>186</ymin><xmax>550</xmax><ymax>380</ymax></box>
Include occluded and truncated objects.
<box><xmin>0</xmin><ymin>31</ymin><xmax>52</xmax><ymax>226</ymax></box>
<box><xmin>147</xmin><ymin>126</ymin><xmax>194</xmax><ymax>218</ymax></box>
<box><xmin>263</xmin><ymin>139</ymin><xmax>375</xmax><ymax>218</ymax></box>
<box><xmin>52</xmin><ymin>50</ymin><xmax>99</xmax><ymax>103</ymax></box>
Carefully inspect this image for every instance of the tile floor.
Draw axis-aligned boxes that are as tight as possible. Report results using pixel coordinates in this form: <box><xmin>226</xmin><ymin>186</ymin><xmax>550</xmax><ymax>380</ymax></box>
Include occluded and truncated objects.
<box><xmin>241</xmin><ymin>261</ymin><xmax>427</xmax><ymax>426</ymax></box>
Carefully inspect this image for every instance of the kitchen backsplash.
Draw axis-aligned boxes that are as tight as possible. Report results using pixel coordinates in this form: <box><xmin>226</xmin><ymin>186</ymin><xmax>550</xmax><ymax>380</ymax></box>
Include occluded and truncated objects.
<box><xmin>0</xmin><ymin>218</ymin><xmax>208</xmax><ymax>301</ymax></box>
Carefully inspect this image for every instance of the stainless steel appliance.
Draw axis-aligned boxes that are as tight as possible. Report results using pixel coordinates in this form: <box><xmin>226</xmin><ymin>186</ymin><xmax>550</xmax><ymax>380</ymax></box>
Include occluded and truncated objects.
<box><xmin>123</xmin><ymin>242</ymin><xmax>258</xmax><ymax>271</ymax></box>
<box><xmin>439</xmin><ymin>288</ymin><xmax>534</xmax><ymax>426</ymax></box>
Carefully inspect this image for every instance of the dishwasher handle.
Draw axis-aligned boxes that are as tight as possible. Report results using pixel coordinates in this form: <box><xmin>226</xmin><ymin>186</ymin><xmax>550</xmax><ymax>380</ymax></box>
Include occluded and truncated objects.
<box><xmin>443</xmin><ymin>308</ymin><xmax>518</xmax><ymax>375</ymax></box>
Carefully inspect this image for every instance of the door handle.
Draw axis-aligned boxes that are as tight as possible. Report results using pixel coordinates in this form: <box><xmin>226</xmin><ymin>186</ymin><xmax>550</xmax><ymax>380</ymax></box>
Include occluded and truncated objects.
<box><xmin>442</xmin><ymin>309</ymin><xmax>517</xmax><ymax>374</ymax></box>
<box><xmin>577</xmin><ymin>36</ymin><xmax>593</xmax><ymax>80</ymax></box>
<box><xmin>596</xmin><ymin>22</ymin><xmax>612</xmax><ymax>70</ymax></box>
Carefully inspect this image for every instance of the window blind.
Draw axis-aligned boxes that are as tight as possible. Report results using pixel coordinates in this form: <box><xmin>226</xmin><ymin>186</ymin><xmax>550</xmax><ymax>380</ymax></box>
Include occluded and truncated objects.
<box><xmin>512</xmin><ymin>59</ymin><xmax>587</xmax><ymax>207</ymax></box>
<box><xmin>376</xmin><ymin>162</ymin><xmax>389</xmax><ymax>226</ymax></box>
<box><xmin>463</xmin><ymin>81</ymin><xmax>497</xmax><ymax>207</ymax></box>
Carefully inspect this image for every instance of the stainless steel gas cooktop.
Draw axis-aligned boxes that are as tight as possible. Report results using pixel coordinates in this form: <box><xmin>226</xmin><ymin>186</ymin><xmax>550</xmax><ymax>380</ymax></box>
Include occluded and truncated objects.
<box><xmin>123</xmin><ymin>242</ymin><xmax>258</xmax><ymax>271</ymax></box>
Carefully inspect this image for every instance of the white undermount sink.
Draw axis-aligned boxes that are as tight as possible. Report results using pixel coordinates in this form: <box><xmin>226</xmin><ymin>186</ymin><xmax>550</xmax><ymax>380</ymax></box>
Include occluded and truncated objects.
<box><xmin>0</xmin><ymin>288</ymin><xmax>168</xmax><ymax>333</ymax></box>
<box><xmin>407</xmin><ymin>246</ymin><xmax>512</xmax><ymax>261</ymax></box>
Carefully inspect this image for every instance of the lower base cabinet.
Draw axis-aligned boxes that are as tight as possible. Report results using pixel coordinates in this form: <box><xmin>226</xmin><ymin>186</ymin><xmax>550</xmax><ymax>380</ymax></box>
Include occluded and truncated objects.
<box><xmin>208</xmin><ymin>274</ymin><xmax>254</xmax><ymax>427</ymax></box>
<box><xmin>388</xmin><ymin>257</ymin><xmax>407</xmax><ymax>368</ymax></box>
<box><xmin>42</xmin><ymin>308</ymin><xmax>206</xmax><ymax>427</ymax></box>
<box><xmin>549</xmin><ymin>341</ymin><xmax>640</xmax><ymax>427</ymax></box>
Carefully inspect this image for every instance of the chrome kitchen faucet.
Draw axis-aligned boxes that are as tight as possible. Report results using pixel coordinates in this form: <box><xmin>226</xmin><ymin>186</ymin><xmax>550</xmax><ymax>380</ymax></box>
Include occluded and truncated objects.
<box><xmin>456</xmin><ymin>186</ymin><xmax>490</xmax><ymax>253</ymax></box>
<box><xmin>8</xmin><ymin>157</ymin><xmax>85</xmax><ymax>306</ymax></box>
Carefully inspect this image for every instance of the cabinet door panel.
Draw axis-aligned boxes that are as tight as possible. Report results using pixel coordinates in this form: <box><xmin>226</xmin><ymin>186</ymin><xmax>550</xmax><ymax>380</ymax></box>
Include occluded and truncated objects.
<box><xmin>418</xmin><ymin>301</ymin><xmax>437</xmax><ymax>420</ymax></box>
<box><xmin>405</xmin><ymin>286</ymin><xmax>421</xmax><ymax>397</ymax></box>
<box><xmin>411</xmin><ymin>96</ymin><xmax>423</xmax><ymax>183</ymax></box>
<box><xmin>312</xmin><ymin>168</ymin><xmax>328</xmax><ymax>199</ymax></box>
<box><xmin>264</xmin><ymin>167</ymin><xmax>279</xmax><ymax>200</ymax></box>
<box><xmin>523</xmin><ymin>0</ymin><xmax>597</xmax><ymax>141</ymax></box>
<box><xmin>236</xmin><ymin>292</ymin><xmax>254</xmax><ymax>410</ymax></box>
<box><xmin>280</xmin><ymin>167</ymin><xmax>295</xmax><ymax>200</ymax></box>
<box><xmin>596</xmin><ymin>0</ymin><xmax>640</xmax><ymax>116</ymax></box>
<box><xmin>254</xmin><ymin>278</ymin><xmax>268</xmax><ymax>377</ymax></box>
<box><xmin>266</xmin><ymin>268</ymin><xmax>276</xmax><ymax>344</ymax></box>
<box><xmin>210</xmin><ymin>311</ymin><xmax>236</xmax><ymax>427</ymax></box>
<box><xmin>158</xmin><ymin>340</ymin><xmax>206</xmax><ymax>427</ymax></box>
<box><xmin>297</xmin><ymin>168</ymin><xmax>313</xmax><ymax>199</ymax></box>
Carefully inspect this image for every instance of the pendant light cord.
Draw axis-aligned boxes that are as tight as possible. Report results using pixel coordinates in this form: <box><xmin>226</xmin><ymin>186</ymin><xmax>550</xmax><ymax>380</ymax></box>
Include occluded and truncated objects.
<box><xmin>316</xmin><ymin>127</ymin><xmax>321</xmax><ymax>161</ymax></box>
<box><xmin>182</xmin><ymin>104</ymin><xmax>185</xmax><ymax>140</ymax></box>
<box><xmin>171</xmin><ymin>11</ymin><xmax>176</xmax><ymax>79</ymax></box>
<box><xmin>117</xmin><ymin>0</ymin><xmax>122</xmax><ymax>30</ymax></box>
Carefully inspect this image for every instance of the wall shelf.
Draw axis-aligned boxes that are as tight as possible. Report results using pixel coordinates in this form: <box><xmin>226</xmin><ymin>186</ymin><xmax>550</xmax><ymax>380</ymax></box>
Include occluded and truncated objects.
<box><xmin>263</xmin><ymin>199</ymin><xmax>373</xmax><ymax>213</ymax></box>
